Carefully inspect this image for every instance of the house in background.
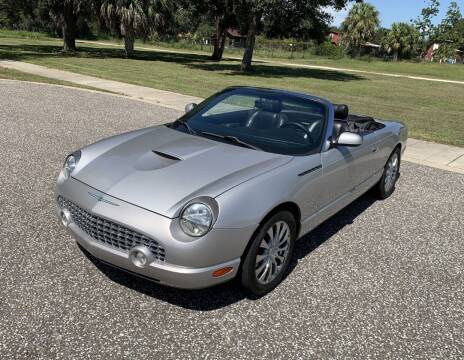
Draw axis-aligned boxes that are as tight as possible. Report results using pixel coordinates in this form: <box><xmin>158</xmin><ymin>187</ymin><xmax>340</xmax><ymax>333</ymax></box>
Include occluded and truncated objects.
<box><xmin>329</xmin><ymin>31</ymin><xmax>342</xmax><ymax>46</ymax></box>
<box><xmin>226</xmin><ymin>28</ymin><xmax>246</xmax><ymax>48</ymax></box>
<box><xmin>362</xmin><ymin>41</ymin><xmax>382</xmax><ymax>56</ymax></box>
<box><xmin>425</xmin><ymin>41</ymin><xmax>464</xmax><ymax>63</ymax></box>
<box><xmin>425</xmin><ymin>43</ymin><xmax>440</xmax><ymax>61</ymax></box>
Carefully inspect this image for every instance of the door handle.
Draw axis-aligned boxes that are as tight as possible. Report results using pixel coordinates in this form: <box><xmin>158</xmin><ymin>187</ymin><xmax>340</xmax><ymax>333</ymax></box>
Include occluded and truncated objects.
<box><xmin>371</xmin><ymin>147</ymin><xmax>378</xmax><ymax>153</ymax></box>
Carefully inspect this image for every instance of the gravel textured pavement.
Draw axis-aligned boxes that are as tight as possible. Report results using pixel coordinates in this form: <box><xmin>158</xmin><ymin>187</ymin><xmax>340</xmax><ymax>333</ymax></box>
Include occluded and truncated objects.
<box><xmin>0</xmin><ymin>80</ymin><xmax>463</xmax><ymax>359</ymax></box>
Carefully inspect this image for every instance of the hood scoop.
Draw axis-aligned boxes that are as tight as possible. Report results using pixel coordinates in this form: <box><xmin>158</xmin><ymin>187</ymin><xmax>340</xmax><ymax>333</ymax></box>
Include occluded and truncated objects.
<box><xmin>153</xmin><ymin>136</ymin><xmax>219</xmax><ymax>160</ymax></box>
<box><xmin>152</xmin><ymin>150</ymin><xmax>182</xmax><ymax>161</ymax></box>
<box><xmin>133</xmin><ymin>150</ymin><xmax>180</xmax><ymax>171</ymax></box>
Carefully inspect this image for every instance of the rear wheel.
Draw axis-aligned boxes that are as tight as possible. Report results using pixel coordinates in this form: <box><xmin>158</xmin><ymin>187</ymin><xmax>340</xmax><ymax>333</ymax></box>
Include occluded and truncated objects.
<box><xmin>376</xmin><ymin>148</ymin><xmax>401</xmax><ymax>199</ymax></box>
<box><xmin>241</xmin><ymin>211</ymin><xmax>296</xmax><ymax>296</ymax></box>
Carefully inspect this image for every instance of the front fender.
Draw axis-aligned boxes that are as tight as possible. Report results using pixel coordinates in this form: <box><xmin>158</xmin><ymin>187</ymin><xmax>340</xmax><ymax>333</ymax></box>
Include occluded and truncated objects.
<box><xmin>214</xmin><ymin>155</ymin><xmax>320</xmax><ymax>230</ymax></box>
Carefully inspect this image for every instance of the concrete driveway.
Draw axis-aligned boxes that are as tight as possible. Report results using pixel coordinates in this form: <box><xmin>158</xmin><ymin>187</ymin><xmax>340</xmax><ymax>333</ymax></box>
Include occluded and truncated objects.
<box><xmin>1</xmin><ymin>81</ymin><xmax>463</xmax><ymax>359</ymax></box>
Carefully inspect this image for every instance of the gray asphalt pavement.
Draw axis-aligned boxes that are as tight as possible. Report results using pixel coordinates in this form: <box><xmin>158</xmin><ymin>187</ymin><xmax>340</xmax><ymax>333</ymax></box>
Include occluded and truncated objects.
<box><xmin>1</xmin><ymin>81</ymin><xmax>463</xmax><ymax>359</ymax></box>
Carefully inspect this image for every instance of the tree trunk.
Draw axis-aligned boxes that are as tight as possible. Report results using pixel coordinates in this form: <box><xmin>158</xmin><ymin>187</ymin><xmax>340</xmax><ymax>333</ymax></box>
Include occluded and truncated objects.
<box><xmin>62</xmin><ymin>3</ymin><xmax>77</xmax><ymax>52</ymax></box>
<box><xmin>124</xmin><ymin>28</ymin><xmax>135</xmax><ymax>58</ymax></box>
<box><xmin>241</xmin><ymin>14</ymin><xmax>257</xmax><ymax>72</ymax></box>
<box><xmin>212</xmin><ymin>16</ymin><xmax>226</xmax><ymax>61</ymax></box>
<box><xmin>393</xmin><ymin>50</ymin><xmax>399</xmax><ymax>62</ymax></box>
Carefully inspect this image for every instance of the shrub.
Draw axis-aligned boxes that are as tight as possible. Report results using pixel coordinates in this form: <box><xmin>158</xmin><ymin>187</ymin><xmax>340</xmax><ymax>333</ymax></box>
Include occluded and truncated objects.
<box><xmin>315</xmin><ymin>41</ymin><xmax>345</xmax><ymax>59</ymax></box>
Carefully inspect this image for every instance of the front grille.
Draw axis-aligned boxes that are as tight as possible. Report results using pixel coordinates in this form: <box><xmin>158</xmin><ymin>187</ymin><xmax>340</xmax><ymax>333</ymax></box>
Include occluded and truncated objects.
<box><xmin>58</xmin><ymin>196</ymin><xmax>165</xmax><ymax>261</ymax></box>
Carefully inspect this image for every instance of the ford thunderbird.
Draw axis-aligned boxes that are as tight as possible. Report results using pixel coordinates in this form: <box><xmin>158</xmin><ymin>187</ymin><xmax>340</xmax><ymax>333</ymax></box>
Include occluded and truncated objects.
<box><xmin>55</xmin><ymin>87</ymin><xmax>407</xmax><ymax>296</ymax></box>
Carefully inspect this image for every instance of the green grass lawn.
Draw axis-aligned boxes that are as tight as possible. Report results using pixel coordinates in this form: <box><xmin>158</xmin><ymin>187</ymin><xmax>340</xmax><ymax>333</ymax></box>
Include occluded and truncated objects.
<box><xmin>1</xmin><ymin>32</ymin><xmax>463</xmax><ymax>146</ymax></box>
<box><xmin>82</xmin><ymin>37</ymin><xmax>464</xmax><ymax>82</ymax></box>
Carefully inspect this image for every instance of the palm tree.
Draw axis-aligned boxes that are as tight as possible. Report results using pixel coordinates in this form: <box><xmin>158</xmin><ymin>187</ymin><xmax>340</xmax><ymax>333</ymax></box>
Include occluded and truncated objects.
<box><xmin>342</xmin><ymin>3</ymin><xmax>380</xmax><ymax>57</ymax></box>
<box><xmin>100</xmin><ymin>0</ymin><xmax>167</xmax><ymax>58</ymax></box>
<box><xmin>383</xmin><ymin>22</ymin><xmax>420</xmax><ymax>61</ymax></box>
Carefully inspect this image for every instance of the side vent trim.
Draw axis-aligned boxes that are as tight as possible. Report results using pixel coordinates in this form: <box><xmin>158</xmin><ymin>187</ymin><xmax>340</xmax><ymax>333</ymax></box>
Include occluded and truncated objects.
<box><xmin>298</xmin><ymin>165</ymin><xmax>322</xmax><ymax>177</ymax></box>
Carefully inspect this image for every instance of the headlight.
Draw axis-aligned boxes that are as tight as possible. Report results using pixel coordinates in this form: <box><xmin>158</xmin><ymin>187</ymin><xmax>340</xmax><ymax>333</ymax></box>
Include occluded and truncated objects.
<box><xmin>180</xmin><ymin>202</ymin><xmax>213</xmax><ymax>237</ymax></box>
<box><xmin>62</xmin><ymin>151</ymin><xmax>81</xmax><ymax>178</ymax></box>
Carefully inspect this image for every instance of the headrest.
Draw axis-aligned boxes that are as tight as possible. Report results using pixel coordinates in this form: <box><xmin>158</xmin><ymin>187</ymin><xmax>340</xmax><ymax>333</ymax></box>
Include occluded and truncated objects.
<box><xmin>255</xmin><ymin>99</ymin><xmax>282</xmax><ymax>113</ymax></box>
<box><xmin>334</xmin><ymin>104</ymin><xmax>349</xmax><ymax>120</ymax></box>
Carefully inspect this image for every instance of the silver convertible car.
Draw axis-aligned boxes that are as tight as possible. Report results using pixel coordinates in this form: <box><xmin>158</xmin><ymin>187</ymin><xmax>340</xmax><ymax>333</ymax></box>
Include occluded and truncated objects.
<box><xmin>56</xmin><ymin>87</ymin><xmax>407</xmax><ymax>296</ymax></box>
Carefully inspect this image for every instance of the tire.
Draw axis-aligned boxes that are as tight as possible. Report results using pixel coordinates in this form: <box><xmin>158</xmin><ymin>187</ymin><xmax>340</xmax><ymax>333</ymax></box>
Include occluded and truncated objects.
<box><xmin>241</xmin><ymin>211</ymin><xmax>297</xmax><ymax>296</ymax></box>
<box><xmin>376</xmin><ymin>147</ymin><xmax>401</xmax><ymax>199</ymax></box>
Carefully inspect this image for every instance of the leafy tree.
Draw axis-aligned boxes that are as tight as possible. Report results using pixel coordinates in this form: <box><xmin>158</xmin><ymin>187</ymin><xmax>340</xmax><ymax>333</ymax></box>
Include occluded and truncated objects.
<box><xmin>240</xmin><ymin>0</ymin><xmax>354</xmax><ymax>71</ymax></box>
<box><xmin>238</xmin><ymin>0</ymin><xmax>260</xmax><ymax>71</ymax></box>
<box><xmin>208</xmin><ymin>0</ymin><xmax>237</xmax><ymax>61</ymax></box>
<box><xmin>414</xmin><ymin>0</ymin><xmax>440</xmax><ymax>47</ymax></box>
<box><xmin>342</xmin><ymin>2</ymin><xmax>380</xmax><ymax>57</ymax></box>
<box><xmin>162</xmin><ymin>0</ymin><xmax>236</xmax><ymax>61</ymax></box>
<box><xmin>373</xmin><ymin>27</ymin><xmax>389</xmax><ymax>46</ymax></box>
<box><xmin>156</xmin><ymin>2</ymin><xmax>203</xmax><ymax>37</ymax></box>
<box><xmin>193</xmin><ymin>22</ymin><xmax>214</xmax><ymax>49</ymax></box>
<box><xmin>434</xmin><ymin>1</ymin><xmax>464</xmax><ymax>60</ymax></box>
<box><xmin>100</xmin><ymin>0</ymin><xmax>169</xmax><ymax>58</ymax></box>
<box><xmin>262</xmin><ymin>0</ymin><xmax>334</xmax><ymax>42</ymax></box>
<box><xmin>382</xmin><ymin>22</ymin><xmax>420</xmax><ymax>61</ymax></box>
<box><xmin>0</xmin><ymin>0</ymin><xmax>40</xmax><ymax>30</ymax></box>
<box><xmin>39</xmin><ymin>0</ymin><xmax>91</xmax><ymax>51</ymax></box>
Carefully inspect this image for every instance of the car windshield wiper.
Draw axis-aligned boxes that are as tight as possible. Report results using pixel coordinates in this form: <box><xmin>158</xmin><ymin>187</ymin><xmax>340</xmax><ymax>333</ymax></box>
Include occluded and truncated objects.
<box><xmin>169</xmin><ymin>119</ymin><xmax>197</xmax><ymax>135</ymax></box>
<box><xmin>199</xmin><ymin>131</ymin><xmax>262</xmax><ymax>151</ymax></box>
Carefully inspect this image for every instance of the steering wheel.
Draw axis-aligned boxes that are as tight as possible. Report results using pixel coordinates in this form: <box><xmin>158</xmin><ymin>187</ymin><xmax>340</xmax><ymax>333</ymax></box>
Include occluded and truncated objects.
<box><xmin>280</xmin><ymin>122</ymin><xmax>313</xmax><ymax>143</ymax></box>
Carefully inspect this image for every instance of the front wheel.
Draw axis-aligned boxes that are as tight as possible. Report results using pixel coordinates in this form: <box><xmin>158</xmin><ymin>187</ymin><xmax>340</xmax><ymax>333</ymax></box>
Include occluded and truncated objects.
<box><xmin>376</xmin><ymin>148</ymin><xmax>401</xmax><ymax>199</ymax></box>
<box><xmin>241</xmin><ymin>211</ymin><xmax>296</xmax><ymax>297</ymax></box>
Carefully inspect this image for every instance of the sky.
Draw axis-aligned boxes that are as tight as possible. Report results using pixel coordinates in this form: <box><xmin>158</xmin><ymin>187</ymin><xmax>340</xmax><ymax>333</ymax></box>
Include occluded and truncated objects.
<box><xmin>330</xmin><ymin>0</ymin><xmax>464</xmax><ymax>28</ymax></box>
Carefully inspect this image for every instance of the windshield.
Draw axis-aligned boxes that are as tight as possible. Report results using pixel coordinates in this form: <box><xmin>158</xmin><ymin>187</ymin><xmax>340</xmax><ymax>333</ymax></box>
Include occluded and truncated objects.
<box><xmin>171</xmin><ymin>88</ymin><xmax>327</xmax><ymax>156</ymax></box>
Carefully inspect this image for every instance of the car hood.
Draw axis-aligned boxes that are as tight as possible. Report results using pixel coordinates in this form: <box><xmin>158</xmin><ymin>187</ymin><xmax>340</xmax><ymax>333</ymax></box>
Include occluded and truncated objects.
<box><xmin>73</xmin><ymin>126</ymin><xmax>291</xmax><ymax>217</ymax></box>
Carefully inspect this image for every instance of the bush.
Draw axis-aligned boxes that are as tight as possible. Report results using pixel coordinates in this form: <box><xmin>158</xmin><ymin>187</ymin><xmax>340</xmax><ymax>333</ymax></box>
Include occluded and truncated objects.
<box><xmin>315</xmin><ymin>41</ymin><xmax>345</xmax><ymax>59</ymax></box>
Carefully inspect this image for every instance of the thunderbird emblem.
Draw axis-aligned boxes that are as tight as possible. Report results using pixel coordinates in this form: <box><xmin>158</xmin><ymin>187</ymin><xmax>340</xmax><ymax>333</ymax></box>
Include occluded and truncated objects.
<box><xmin>88</xmin><ymin>192</ymin><xmax>120</xmax><ymax>206</ymax></box>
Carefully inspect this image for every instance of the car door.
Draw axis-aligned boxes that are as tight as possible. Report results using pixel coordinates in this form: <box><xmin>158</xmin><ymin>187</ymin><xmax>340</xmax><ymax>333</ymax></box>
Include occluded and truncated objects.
<box><xmin>351</xmin><ymin>131</ymin><xmax>384</xmax><ymax>187</ymax></box>
<box><xmin>320</xmin><ymin>145</ymin><xmax>357</xmax><ymax>208</ymax></box>
<box><xmin>295</xmin><ymin>144</ymin><xmax>357</xmax><ymax>235</ymax></box>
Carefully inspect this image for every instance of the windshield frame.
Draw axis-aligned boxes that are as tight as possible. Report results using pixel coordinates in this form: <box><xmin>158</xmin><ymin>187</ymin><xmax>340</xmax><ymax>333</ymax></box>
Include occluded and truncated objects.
<box><xmin>173</xmin><ymin>87</ymin><xmax>330</xmax><ymax>156</ymax></box>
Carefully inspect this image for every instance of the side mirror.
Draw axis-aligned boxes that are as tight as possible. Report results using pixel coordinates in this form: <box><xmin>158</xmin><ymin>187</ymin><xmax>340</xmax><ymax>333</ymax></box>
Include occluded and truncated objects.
<box><xmin>336</xmin><ymin>132</ymin><xmax>363</xmax><ymax>147</ymax></box>
<box><xmin>185</xmin><ymin>103</ymin><xmax>197</xmax><ymax>113</ymax></box>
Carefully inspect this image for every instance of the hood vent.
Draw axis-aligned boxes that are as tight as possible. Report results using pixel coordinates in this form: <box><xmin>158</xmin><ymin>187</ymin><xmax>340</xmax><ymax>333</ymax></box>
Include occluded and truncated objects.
<box><xmin>152</xmin><ymin>150</ymin><xmax>182</xmax><ymax>161</ymax></box>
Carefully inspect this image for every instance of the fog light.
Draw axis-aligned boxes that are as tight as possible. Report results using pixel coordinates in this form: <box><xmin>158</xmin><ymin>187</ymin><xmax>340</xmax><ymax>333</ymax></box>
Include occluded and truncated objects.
<box><xmin>129</xmin><ymin>246</ymin><xmax>155</xmax><ymax>268</ymax></box>
<box><xmin>133</xmin><ymin>251</ymin><xmax>147</xmax><ymax>267</ymax></box>
<box><xmin>60</xmin><ymin>208</ymin><xmax>72</xmax><ymax>227</ymax></box>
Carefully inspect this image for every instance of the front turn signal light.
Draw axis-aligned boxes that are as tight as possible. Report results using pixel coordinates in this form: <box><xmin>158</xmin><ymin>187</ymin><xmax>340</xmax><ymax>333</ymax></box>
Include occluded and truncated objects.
<box><xmin>212</xmin><ymin>267</ymin><xmax>234</xmax><ymax>278</ymax></box>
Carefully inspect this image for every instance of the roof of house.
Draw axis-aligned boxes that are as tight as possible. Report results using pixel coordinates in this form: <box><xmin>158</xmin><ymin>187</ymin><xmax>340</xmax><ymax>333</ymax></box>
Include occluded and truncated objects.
<box><xmin>227</xmin><ymin>28</ymin><xmax>245</xmax><ymax>38</ymax></box>
<box><xmin>363</xmin><ymin>42</ymin><xmax>381</xmax><ymax>49</ymax></box>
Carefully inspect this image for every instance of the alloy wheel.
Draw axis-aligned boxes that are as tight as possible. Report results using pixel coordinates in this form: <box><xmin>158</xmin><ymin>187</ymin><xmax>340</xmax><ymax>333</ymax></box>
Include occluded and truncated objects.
<box><xmin>254</xmin><ymin>221</ymin><xmax>291</xmax><ymax>285</ymax></box>
<box><xmin>384</xmin><ymin>153</ymin><xmax>399</xmax><ymax>192</ymax></box>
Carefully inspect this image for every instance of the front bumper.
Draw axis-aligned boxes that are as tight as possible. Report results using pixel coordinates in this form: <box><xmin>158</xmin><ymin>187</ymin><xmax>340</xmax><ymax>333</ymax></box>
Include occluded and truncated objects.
<box><xmin>68</xmin><ymin>222</ymin><xmax>240</xmax><ymax>289</ymax></box>
<box><xmin>55</xmin><ymin>176</ymin><xmax>255</xmax><ymax>290</ymax></box>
